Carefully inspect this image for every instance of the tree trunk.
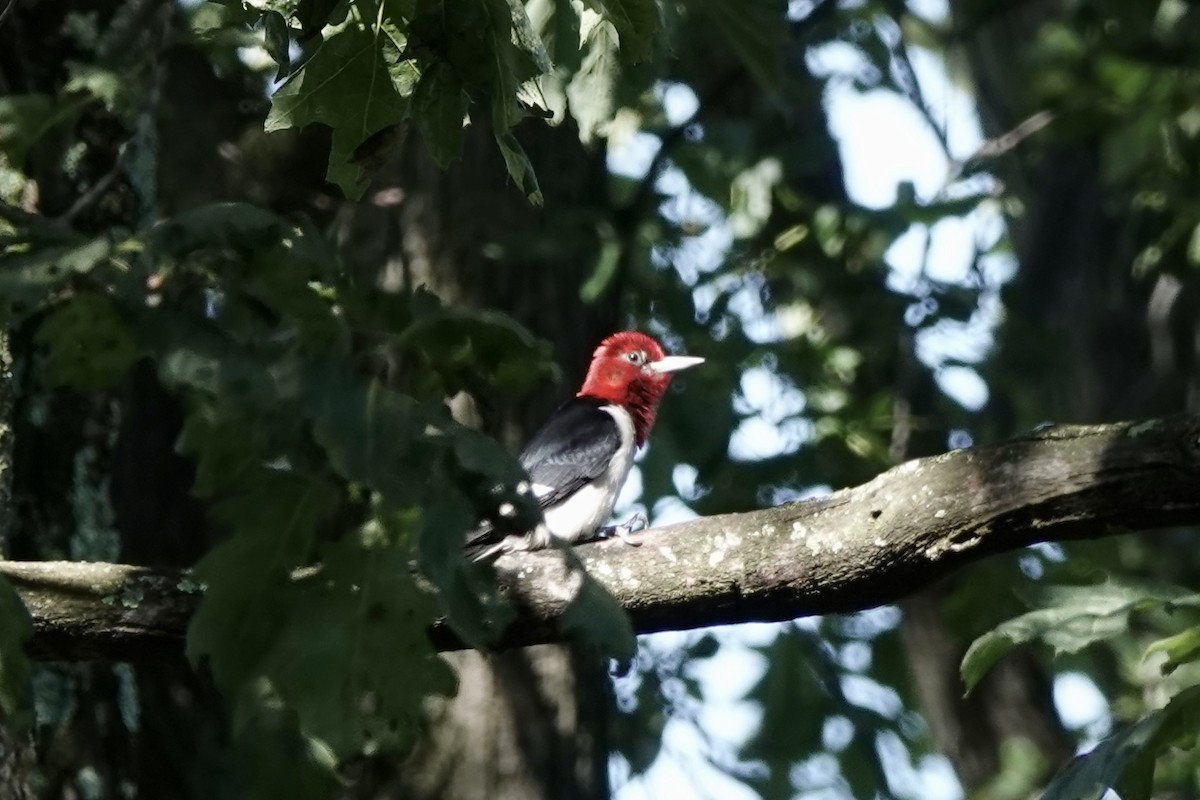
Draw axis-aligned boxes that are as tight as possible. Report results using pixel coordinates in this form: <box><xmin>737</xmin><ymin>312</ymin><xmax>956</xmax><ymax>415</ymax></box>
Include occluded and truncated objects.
<box><xmin>0</xmin><ymin>330</ymin><xmax>35</xmax><ymax>800</ymax></box>
<box><xmin>336</xmin><ymin>121</ymin><xmax>616</xmax><ymax>799</ymax></box>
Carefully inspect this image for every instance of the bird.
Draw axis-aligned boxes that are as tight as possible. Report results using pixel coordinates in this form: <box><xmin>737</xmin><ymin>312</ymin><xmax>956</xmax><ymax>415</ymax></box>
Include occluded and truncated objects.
<box><xmin>465</xmin><ymin>331</ymin><xmax>704</xmax><ymax>561</ymax></box>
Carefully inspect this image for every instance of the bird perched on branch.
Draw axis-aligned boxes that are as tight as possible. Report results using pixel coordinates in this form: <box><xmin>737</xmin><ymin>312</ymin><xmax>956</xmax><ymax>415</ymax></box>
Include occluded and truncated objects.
<box><xmin>466</xmin><ymin>331</ymin><xmax>704</xmax><ymax>561</ymax></box>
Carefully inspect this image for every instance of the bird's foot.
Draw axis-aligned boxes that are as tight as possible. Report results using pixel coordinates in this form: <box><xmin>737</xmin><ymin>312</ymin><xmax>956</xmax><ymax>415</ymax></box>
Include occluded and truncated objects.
<box><xmin>598</xmin><ymin>512</ymin><xmax>648</xmax><ymax>547</ymax></box>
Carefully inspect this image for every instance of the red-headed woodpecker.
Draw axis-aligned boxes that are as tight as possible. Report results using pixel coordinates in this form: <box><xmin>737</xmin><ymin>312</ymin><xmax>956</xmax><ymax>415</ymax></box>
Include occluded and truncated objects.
<box><xmin>466</xmin><ymin>331</ymin><xmax>704</xmax><ymax>560</ymax></box>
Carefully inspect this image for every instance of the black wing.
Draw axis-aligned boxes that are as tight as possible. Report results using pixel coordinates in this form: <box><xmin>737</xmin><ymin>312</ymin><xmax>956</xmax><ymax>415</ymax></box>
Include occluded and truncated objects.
<box><xmin>518</xmin><ymin>396</ymin><xmax>622</xmax><ymax>508</ymax></box>
<box><xmin>464</xmin><ymin>398</ymin><xmax>621</xmax><ymax>558</ymax></box>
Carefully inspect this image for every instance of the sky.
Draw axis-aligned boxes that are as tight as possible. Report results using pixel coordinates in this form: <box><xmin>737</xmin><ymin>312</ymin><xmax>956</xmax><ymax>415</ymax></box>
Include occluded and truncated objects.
<box><xmin>607</xmin><ymin>1</ymin><xmax>1111</xmax><ymax>798</ymax></box>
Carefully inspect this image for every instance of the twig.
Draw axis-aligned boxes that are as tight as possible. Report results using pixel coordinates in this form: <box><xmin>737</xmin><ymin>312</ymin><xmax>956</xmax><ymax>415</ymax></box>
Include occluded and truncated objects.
<box><xmin>942</xmin><ymin>110</ymin><xmax>1056</xmax><ymax>187</ymax></box>
<box><xmin>57</xmin><ymin>163</ymin><xmax>123</xmax><ymax>225</ymax></box>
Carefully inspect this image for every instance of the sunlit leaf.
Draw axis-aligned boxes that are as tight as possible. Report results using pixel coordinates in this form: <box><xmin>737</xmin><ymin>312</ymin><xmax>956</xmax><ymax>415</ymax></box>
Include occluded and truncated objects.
<box><xmin>962</xmin><ymin>575</ymin><xmax>1198</xmax><ymax>693</ymax></box>
<box><xmin>1144</xmin><ymin>627</ymin><xmax>1200</xmax><ymax>675</ymax></box>
<box><xmin>566</xmin><ymin>19</ymin><xmax>620</xmax><ymax>144</ymax></box>
<box><xmin>582</xmin><ymin>0</ymin><xmax>659</xmax><ymax>64</ymax></box>
<box><xmin>266</xmin><ymin>4</ymin><xmax>413</xmax><ymax>196</ymax></box>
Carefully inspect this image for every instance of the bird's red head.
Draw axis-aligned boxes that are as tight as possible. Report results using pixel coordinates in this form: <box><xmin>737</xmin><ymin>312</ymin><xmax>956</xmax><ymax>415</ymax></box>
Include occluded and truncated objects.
<box><xmin>578</xmin><ymin>331</ymin><xmax>704</xmax><ymax>446</ymax></box>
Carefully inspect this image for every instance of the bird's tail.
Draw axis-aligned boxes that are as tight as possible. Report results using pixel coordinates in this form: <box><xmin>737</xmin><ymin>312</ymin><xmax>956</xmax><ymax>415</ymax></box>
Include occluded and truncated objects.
<box><xmin>463</xmin><ymin>523</ymin><xmax>505</xmax><ymax>562</ymax></box>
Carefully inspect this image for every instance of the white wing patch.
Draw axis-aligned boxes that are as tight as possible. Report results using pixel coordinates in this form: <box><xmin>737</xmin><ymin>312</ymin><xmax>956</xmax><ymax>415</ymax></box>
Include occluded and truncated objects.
<box><xmin>530</xmin><ymin>483</ymin><xmax>557</xmax><ymax>501</ymax></box>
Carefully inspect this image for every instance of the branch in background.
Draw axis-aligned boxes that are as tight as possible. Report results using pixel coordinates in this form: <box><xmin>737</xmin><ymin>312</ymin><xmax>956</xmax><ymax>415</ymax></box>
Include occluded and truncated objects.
<box><xmin>942</xmin><ymin>110</ymin><xmax>1056</xmax><ymax>189</ymax></box>
<box><xmin>4</xmin><ymin>414</ymin><xmax>1200</xmax><ymax>661</ymax></box>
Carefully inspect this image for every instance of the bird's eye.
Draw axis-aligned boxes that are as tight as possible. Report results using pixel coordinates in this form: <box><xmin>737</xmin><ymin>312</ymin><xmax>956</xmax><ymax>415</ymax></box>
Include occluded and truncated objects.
<box><xmin>626</xmin><ymin>351</ymin><xmax>645</xmax><ymax>365</ymax></box>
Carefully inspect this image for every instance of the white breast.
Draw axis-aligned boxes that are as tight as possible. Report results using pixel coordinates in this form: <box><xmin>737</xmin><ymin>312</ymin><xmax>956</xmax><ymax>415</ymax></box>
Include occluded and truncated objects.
<box><xmin>532</xmin><ymin>404</ymin><xmax>636</xmax><ymax>546</ymax></box>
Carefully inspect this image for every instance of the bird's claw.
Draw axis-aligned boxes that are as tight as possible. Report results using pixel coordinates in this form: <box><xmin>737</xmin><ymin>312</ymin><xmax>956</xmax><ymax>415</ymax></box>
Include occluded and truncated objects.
<box><xmin>623</xmin><ymin>512</ymin><xmax>649</xmax><ymax>534</ymax></box>
<box><xmin>599</xmin><ymin>512</ymin><xmax>648</xmax><ymax>546</ymax></box>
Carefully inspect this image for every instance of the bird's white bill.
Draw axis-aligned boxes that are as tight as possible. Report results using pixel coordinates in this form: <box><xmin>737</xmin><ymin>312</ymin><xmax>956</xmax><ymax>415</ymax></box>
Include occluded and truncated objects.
<box><xmin>646</xmin><ymin>355</ymin><xmax>705</xmax><ymax>374</ymax></box>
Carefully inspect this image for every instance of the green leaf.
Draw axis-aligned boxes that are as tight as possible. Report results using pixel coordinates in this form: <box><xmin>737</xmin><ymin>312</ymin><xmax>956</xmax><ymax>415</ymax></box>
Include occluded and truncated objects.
<box><xmin>136</xmin><ymin>307</ymin><xmax>276</xmax><ymax>401</ymax></box>
<box><xmin>729</xmin><ymin>157</ymin><xmax>783</xmax><ymax>238</ymax></box>
<box><xmin>0</xmin><ymin>576</ymin><xmax>32</xmax><ymax>731</ymax></box>
<box><xmin>178</xmin><ymin>412</ymin><xmax>286</xmax><ymax>498</ymax></box>
<box><xmin>566</xmin><ymin>18</ymin><xmax>620</xmax><ymax>144</ymax></box>
<box><xmin>1144</xmin><ymin>627</ymin><xmax>1200</xmax><ymax>675</ymax></box>
<box><xmin>0</xmin><ymin>238</ymin><xmax>113</xmax><ymax>317</ymax></box>
<box><xmin>494</xmin><ymin>130</ymin><xmax>543</xmax><ymax>205</ymax></box>
<box><xmin>0</xmin><ymin>94</ymin><xmax>86</xmax><ymax>169</ymax></box>
<box><xmin>961</xmin><ymin>575</ymin><xmax>1197</xmax><ymax>693</ymax></box>
<box><xmin>1040</xmin><ymin>685</ymin><xmax>1200</xmax><ymax>800</ymax></box>
<box><xmin>147</xmin><ymin>204</ymin><xmax>343</xmax><ymax>346</ymax></box>
<box><xmin>303</xmin><ymin>356</ymin><xmax>441</xmax><ymax>506</ymax></box>
<box><xmin>1187</xmin><ymin>221</ymin><xmax>1200</xmax><ymax>267</ymax></box>
<box><xmin>241</xmin><ymin>248</ymin><xmax>345</xmax><ymax>349</ymax></box>
<box><xmin>260</xmin><ymin>539</ymin><xmax>456</xmax><ymax>758</ymax></box>
<box><xmin>186</xmin><ymin>470</ymin><xmax>341</xmax><ymax>691</ymax></box>
<box><xmin>296</xmin><ymin>0</ymin><xmax>347</xmax><ymax>37</ymax></box>
<box><xmin>977</xmin><ymin>739</ymin><xmax>1053</xmax><ymax>800</ymax></box>
<box><xmin>35</xmin><ymin>292</ymin><xmax>141</xmax><ymax>390</ymax></box>
<box><xmin>265</xmin><ymin>12</ymin><xmax>406</xmax><ymax>135</ymax></box>
<box><xmin>231</xmin><ymin>678</ymin><xmax>341</xmax><ymax>800</ymax></box>
<box><xmin>578</xmin><ymin>233</ymin><xmax>622</xmax><ymax>302</ymax></box>
<box><xmin>412</xmin><ymin>62</ymin><xmax>469</xmax><ymax>168</ymax></box>
<box><xmin>65</xmin><ymin>62</ymin><xmax>141</xmax><ymax>119</ymax></box>
<box><xmin>391</xmin><ymin>307</ymin><xmax>559</xmax><ymax>397</ymax></box>
<box><xmin>263</xmin><ymin>10</ymin><xmax>293</xmax><ymax>80</ymax></box>
<box><xmin>187</xmin><ymin>534</ymin><xmax>298</xmax><ymax>693</ymax></box>
<box><xmin>149</xmin><ymin>201</ymin><xmax>284</xmax><ymax>255</ymax></box>
<box><xmin>417</xmin><ymin>488</ymin><xmax>514</xmax><ymax>647</ymax></box>
<box><xmin>481</xmin><ymin>0</ymin><xmax>545</xmax><ymax>130</ymax></box>
<box><xmin>266</xmin><ymin>5</ymin><xmax>414</xmax><ymax>196</ymax></box>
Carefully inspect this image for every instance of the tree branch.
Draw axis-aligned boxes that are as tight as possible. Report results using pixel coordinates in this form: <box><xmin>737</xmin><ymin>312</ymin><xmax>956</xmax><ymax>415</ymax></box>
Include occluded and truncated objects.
<box><xmin>6</xmin><ymin>414</ymin><xmax>1200</xmax><ymax>661</ymax></box>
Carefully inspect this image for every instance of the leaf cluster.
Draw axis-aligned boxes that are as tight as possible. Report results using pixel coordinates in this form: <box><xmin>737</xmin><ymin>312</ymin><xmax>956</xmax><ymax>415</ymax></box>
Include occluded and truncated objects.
<box><xmin>202</xmin><ymin>0</ymin><xmax>667</xmax><ymax>201</ymax></box>
<box><xmin>0</xmin><ymin>195</ymin><xmax>634</xmax><ymax>786</ymax></box>
<box><xmin>961</xmin><ymin>568</ymin><xmax>1200</xmax><ymax>800</ymax></box>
